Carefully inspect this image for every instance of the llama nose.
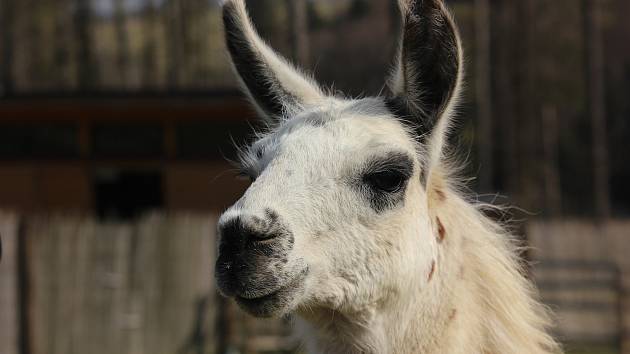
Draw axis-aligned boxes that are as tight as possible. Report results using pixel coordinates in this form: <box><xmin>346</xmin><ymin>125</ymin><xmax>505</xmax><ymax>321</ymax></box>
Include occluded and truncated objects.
<box><xmin>215</xmin><ymin>210</ymin><xmax>292</xmax><ymax>297</ymax></box>
<box><xmin>218</xmin><ymin>210</ymin><xmax>282</xmax><ymax>244</ymax></box>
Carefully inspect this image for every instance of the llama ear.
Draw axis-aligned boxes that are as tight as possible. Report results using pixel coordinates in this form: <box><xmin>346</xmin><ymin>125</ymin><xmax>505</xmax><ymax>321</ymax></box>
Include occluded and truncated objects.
<box><xmin>386</xmin><ymin>0</ymin><xmax>463</xmax><ymax>156</ymax></box>
<box><xmin>222</xmin><ymin>0</ymin><xmax>324</xmax><ymax>124</ymax></box>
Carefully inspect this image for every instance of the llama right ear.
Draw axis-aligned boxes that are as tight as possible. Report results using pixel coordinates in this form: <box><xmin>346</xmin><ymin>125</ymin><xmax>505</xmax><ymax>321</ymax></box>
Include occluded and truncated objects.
<box><xmin>386</xmin><ymin>0</ymin><xmax>463</xmax><ymax>155</ymax></box>
<box><xmin>222</xmin><ymin>0</ymin><xmax>324</xmax><ymax>125</ymax></box>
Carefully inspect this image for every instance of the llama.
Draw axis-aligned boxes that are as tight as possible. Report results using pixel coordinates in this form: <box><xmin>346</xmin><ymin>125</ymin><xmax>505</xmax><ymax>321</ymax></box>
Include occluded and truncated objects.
<box><xmin>215</xmin><ymin>0</ymin><xmax>561</xmax><ymax>353</ymax></box>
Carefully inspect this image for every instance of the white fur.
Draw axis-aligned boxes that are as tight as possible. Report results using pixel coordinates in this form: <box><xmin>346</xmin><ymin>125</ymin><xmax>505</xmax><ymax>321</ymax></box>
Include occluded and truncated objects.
<box><xmin>220</xmin><ymin>1</ymin><xmax>562</xmax><ymax>353</ymax></box>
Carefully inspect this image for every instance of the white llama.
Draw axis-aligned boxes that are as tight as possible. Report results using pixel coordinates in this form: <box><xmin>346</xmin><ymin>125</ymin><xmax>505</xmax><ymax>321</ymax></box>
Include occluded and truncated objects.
<box><xmin>215</xmin><ymin>0</ymin><xmax>561</xmax><ymax>353</ymax></box>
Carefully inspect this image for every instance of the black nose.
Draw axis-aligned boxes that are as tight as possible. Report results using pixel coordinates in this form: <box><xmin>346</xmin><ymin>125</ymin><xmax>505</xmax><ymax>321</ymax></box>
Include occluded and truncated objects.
<box><xmin>215</xmin><ymin>210</ymin><xmax>293</xmax><ymax>297</ymax></box>
<box><xmin>219</xmin><ymin>211</ymin><xmax>282</xmax><ymax>244</ymax></box>
<box><xmin>216</xmin><ymin>209</ymin><xmax>289</xmax><ymax>274</ymax></box>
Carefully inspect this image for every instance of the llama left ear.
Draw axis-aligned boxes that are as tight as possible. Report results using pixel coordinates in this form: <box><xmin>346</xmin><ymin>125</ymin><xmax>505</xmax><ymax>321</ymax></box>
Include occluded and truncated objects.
<box><xmin>222</xmin><ymin>0</ymin><xmax>325</xmax><ymax>125</ymax></box>
<box><xmin>386</xmin><ymin>0</ymin><xmax>463</xmax><ymax>161</ymax></box>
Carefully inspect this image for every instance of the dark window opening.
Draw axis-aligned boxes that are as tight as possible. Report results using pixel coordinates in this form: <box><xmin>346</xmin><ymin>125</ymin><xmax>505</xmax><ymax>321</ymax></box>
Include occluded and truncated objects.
<box><xmin>94</xmin><ymin>169</ymin><xmax>163</xmax><ymax>220</ymax></box>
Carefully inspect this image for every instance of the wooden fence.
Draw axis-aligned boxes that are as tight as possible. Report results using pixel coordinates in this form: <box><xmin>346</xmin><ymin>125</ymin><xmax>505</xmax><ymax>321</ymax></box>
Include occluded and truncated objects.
<box><xmin>3</xmin><ymin>214</ymin><xmax>220</xmax><ymax>354</ymax></box>
<box><xmin>2</xmin><ymin>215</ymin><xmax>629</xmax><ymax>354</ymax></box>
<box><xmin>31</xmin><ymin>214</ymin><xmax>219</xmax><ymax>354</ymax></box>
<box><xmin>0</xmin><ymin>212</ymin><xmax>19</xmax><ymax>354</ymax></box>
<box><xmin>528</xmin><ymin>220</ymin><xmax>630</xmax><ymax>354</ymax></box>
<box><xmin>0</xmin><ymin>213</ymin><xmax>300</xmax><ymax>354</ymax></box>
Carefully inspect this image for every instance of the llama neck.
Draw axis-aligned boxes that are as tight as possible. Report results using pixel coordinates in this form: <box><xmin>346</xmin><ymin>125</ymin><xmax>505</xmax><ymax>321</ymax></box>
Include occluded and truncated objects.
<box><xmin>295</xmin><ymin>189</ymin><xmax>560</xmax><ymax>354</ymax></box>
<box><xmin>403</xmin><ymin>190</ymin><xmax>560</xmax><ymax>354</ymax></box>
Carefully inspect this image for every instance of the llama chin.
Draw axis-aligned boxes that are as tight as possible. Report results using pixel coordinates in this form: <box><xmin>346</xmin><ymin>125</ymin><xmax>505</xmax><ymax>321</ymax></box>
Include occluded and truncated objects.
<box><xmin>215</xmin><ymin>0</ymin><xmax>562</xmax><ymax>353</ymax></box>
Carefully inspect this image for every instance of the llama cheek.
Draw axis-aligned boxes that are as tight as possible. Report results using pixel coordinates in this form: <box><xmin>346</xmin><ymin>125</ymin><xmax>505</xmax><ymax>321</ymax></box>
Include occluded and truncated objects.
<box><xmin>358</xmin><ymin>215</ymin><xmax>372</xmax><ymax>228</ymax></box>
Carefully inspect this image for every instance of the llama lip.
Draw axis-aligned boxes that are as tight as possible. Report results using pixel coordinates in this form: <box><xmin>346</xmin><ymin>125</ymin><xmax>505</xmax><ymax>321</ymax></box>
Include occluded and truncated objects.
<box><xmin>236</xmin><ymin>286</ymin><xmax>286</xmax><ymax>305</ymax></box>
<box><xmin>233</xmin><ymin>271</ymin><xmax>307</xmax><ymax>317</ymax></box>
<box><xmin>236</xmin><ymin>271</ymin><xmax>306</xmax><ymax>300</ymax></box>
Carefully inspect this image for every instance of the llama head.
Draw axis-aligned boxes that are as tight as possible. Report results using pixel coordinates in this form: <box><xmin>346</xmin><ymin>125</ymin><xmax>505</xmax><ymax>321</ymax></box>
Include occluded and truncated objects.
<box><xmin>215</xmin><ymin>0</ymin><xmax>462</xmax><ymax>318</ymax></box>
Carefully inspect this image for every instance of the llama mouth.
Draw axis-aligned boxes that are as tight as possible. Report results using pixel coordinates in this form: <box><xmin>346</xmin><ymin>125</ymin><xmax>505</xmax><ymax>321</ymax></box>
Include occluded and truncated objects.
<box><xmin>236</xmin><ymin>287</ymin><xmax>288</xmax><ymax>309</ymax></box>
<box><xmin>234</xmin><ymin>272</ymin><xmax>307</xmax><ymax>317</ymax></box>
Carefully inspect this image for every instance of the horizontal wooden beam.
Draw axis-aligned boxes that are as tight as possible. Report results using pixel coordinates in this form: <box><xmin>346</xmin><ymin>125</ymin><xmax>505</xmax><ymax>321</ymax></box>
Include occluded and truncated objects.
<box><xmin>0</xmin><ymin>95</ymin><xmax>256</xmax><ymax>123</ymax></box>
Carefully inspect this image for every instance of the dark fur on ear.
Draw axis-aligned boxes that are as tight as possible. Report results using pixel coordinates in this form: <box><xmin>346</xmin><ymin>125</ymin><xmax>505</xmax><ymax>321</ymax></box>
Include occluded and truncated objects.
<box><xmin>222</xmin><ymin>0</ymin><xmax>323</xmax><ymax>123</ymax></box>
<box><xmin>223</xmin><ymin>3</ymin><xmax>291</xmax><ymax>118</ymax></box>
<box><xmin>386</xmin><ymin>0</ymin><xmax>462</xmax><ymax>137</ymax></box>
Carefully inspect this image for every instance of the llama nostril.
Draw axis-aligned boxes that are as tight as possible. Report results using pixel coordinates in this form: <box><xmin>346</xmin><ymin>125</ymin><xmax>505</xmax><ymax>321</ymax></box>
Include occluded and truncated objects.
<box><xmin>265</xmin><ymin>208</ymin><xmax>279</xmax><ymax>223</ymax></box>
<box><xmin>219</xmin><ymin>214</ymin><xmax>283</xmax><ymax>244</ymax></box>
<box><xmin>247</xmin><ymin>228</ymin><xmax>279</xmax><ymax>242</ymax></box>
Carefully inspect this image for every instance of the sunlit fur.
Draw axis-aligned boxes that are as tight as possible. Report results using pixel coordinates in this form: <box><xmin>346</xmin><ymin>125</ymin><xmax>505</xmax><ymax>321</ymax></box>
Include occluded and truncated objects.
<box><xmin>217</xmin><ymin>0</ymin><xmax>562</xmax><ymax>353</ymax></box>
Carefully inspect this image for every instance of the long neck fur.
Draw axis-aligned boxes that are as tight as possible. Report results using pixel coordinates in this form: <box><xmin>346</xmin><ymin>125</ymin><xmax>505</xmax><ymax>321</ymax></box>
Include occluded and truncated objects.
<box><xmin>294</xmin><ymin>172</ymin><xmax>561</xmax><ymax>354</ymax></box>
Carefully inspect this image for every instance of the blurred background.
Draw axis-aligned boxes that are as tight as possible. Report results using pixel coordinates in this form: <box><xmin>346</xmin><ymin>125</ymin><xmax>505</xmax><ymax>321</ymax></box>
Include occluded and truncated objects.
<box><xmin>0</xmin><ymin>0</ymin><xmax>628</xmax><ymax>353</ymax></box>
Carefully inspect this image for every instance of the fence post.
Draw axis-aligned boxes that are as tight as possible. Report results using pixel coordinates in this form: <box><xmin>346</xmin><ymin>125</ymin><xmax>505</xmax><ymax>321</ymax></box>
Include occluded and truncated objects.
<box><xmin>0</xmin><ymin>213</ymin><xmax>20</xmax><ymax>354</ymax></box>
<box><xmin>621</xmin><ymin>280</ymin><xmax>629</xmax><ymax>354</ymax></box>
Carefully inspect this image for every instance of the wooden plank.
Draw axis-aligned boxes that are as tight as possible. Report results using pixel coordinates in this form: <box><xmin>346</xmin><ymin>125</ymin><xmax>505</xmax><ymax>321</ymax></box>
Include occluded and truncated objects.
<box><xmin>23</xmin><ymin>214</ymin><xmax>219</xmax><ymax>354</ymax></box>
<box><xmin>132</xmin><ymin>213</ymin><xmax>216</xmax><ymax>354</ymax></box>
<box><xmin>0</xmin><ymin>97</ymin><xmax>253</xmax><ymax>123</ymax></box>
<box><xmin>0</xmin><ymin>212</ymin><xmax>19</xmax><ymax>354</ymax></box>
<box><xmin>27</xmin><ymin>215</ymin><xmax>51</xmax><ymax>354</ymax></box>
<box><xmin>67</xmin><ymin>217</ymin><xmax>94</xmax><ymax>354</ymax></box>
<box><xmin>528</xmin><ymin>219</ymin><xmax>630</xmax><ymax>350</ymax></box>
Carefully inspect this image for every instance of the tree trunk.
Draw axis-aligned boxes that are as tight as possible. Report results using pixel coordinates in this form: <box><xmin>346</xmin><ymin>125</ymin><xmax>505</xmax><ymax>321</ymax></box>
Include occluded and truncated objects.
<box><xmin>53</xmin><ymin>0</ymin><xmax>71</xmax><ymax>87</ymax></box>
<box><xmin>286</xmin><ymin>0</ymin><xmax>309</xmax><ymax>66</ymax></box>
<box><xmin>74</xmin><ymin>0</ymin><xmax>97</xmax><ymax>89</ymax></box>
<box><xmin>475</xmin><ymin>0</ymin><xmax>493</xmax><ymax>192</ymax></box>
<box><xmin>541</xmin><ymin>105</ymin><xmax>562</xmax><ymax>216</ymax></box>
<box><xmin>142</xmin><ymin>0</ymin><xmax>160</xmax><ymax>88</ymax></box>
<box><xmin>247</xmin><ymin>0</ymin><xmax>287</xmax><ymax>54</ymax></box>
<box><xmin>583</xmin><ymin>0</ymin><xmax>611</xmax><ymax>220</ymax></box>
<box><xmin>517</xmin><ymin>0</ymin><xmax>543</xmax><ymax>212</ymax></box>
<box><xmin>0</xmin><ymin>0</ymin><xmax>14</xmax><ymax>95</ymax></box>
<box><xmin>166</xmin><ymin>0</ymin><xmax>183</xmax><ymax>88</ymax></box>
<box><xmin>247</xmin><ymin>0</ymin><xmax>276</xmax><ymax>39</ymax></box>
<box><xmin>493</xmin><ymin>0</ymin><xmax>519</xmax><ymax>198</ymax></box>
<box><xmin>114</xmin><ymin>0</ymin><xmax>130</xmax><ymax>87</ymax></box>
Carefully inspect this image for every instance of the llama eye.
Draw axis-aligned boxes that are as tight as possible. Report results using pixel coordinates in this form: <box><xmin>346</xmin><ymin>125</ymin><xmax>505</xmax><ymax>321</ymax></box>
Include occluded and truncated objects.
<box><xmin>364</xmin><ymin>170</ymin><xmax>406</xmax><ymax>193</ymax></box>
